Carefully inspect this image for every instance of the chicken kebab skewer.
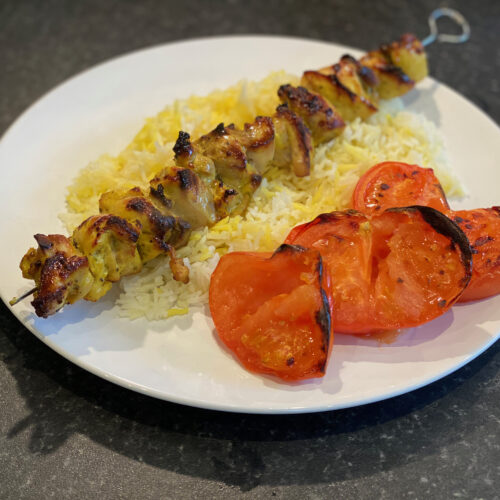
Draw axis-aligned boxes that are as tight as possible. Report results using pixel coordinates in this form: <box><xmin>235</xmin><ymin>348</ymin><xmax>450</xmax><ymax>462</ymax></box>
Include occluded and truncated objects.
<box><xmin>14</xmin><ymin>34</ymin><xmax>429</xmax><ymax>318</ymax></box>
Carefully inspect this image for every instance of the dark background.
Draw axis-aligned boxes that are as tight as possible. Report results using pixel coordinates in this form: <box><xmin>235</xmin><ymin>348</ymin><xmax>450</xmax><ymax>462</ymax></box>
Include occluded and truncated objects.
<box><xmin>1</xmin><ymin>1</ymin><xmax>499</xmax><ymax>498</ymax></box>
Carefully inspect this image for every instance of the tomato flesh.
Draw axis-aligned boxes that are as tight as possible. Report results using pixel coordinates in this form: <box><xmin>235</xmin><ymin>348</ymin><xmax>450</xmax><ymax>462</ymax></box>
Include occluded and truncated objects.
<box><xmin>352</xmin><ymin>161</ymin><xmax>450</xmax><ymax>215</ymax></box>
<box><xmin>285</xmin><ymin>208</ymin><xmax>471</xmax><ymax>334</ymax></box>
<box><xmin>209</xmin><ymin>245</ymin><xmax>333</xmax><ymax>381</ymax></box>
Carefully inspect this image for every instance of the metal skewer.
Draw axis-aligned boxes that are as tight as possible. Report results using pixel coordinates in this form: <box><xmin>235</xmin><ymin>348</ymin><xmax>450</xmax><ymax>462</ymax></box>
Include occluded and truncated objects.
<box><xmin>422</xmin><ymin>8</ymin><xmax>471</xmax><ymax>47</ymax></box>
<box><xmin>9</xmin><ymin>287</ymin><xmax>37</xmax><ymax>306</ymax></box>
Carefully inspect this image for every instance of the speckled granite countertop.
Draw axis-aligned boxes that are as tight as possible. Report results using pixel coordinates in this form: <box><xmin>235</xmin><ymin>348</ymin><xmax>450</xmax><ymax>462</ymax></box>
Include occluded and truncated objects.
<box><xmin>1</xmin><ymin>1</ymin><xmax>499</xmax><ymax>498</ymax></box>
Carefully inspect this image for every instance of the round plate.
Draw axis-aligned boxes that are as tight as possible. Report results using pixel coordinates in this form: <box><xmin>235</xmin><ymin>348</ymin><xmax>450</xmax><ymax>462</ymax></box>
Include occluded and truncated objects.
<box><xmin>1</xmin><ymin>36</ymin><xmax>499</xmax><ymax>414</ymax></box>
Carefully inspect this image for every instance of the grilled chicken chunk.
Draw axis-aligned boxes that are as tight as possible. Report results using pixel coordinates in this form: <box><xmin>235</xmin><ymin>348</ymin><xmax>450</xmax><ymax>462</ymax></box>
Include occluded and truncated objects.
<box><xmin>360</xmin><ymin>50</ymin><xmax>414</xmax><ymax>99</ymax></box>
<box><xmin>173</xmin><ymin>131</ymin><xmax>240</xmax><ymax>219</ymax></box>
<box><xmin>100</xmin><ymin>187</ymin><xmax>191</xmax><ymax>260</ymax></box>
<box><xmin>100</xmin><ymin>188</ymin><xmax>190</xmax><ymax>283</ymax></box>
<box><xmin>324</xmin><ymin>55</ymin><xmax>378</xmax><ymax>101</ymax></box>
<box><xmin>20</xmin><ymin>234</ymin><xmax>94</xmax><ymax>317</ymax></box>
<box><xmin>381</xmin><ymin>33</ymin><xmax>428</xmax><ymax>83</ymax></box>
<box><xmin>278</xmin><ymin>84</ymin><xmax>345</xmax><ymax>144</ymax></box>
<box><xmin>176</xmin><ymin>118</ymin><xmax>273</xmax><ymax>216</ymax></box>
<box><xmin>272</xmin><ymin>104</ymin><xmax>313</xmax><ymax>177</ymax></box>
<box><xmin>195</xmin><ymin>123</ymin><xmax>262</xmax><ymax>215</ymax></box>
<box><xmin>195</xmin><ymin>123</ymin><xmax>247</xmax><ymax>180</ymax></box>
<box><xmin>72</xmin><ymin>215</ymin><xmax>143</xmax><ymax>301</ymax></box>
<box><xmin>149</xmin><ymin>167</ymin><xmax>217</xmax><ymax>229</ymax></box>
<box><xmin>225</xmin><ymin>116</ymin><xmax>275</xmax><ymax>175</ymax></box>
<box><xmin>302</xmin><ymin>55</ymin><xmax>378</xmax><ymax>122</ymax></box>
<box><xmin>207</xmin><ymin>179</ymin><xmax>241</xmax><ymax>220</ymax></box>
<box><xmin>173</xmin><ymin>131</ymin><xmax>217</xmax><ymax>180</ymax></box>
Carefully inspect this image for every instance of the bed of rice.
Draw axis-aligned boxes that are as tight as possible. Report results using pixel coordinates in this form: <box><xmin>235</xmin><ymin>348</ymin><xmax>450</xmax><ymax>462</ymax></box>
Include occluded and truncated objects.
<box><xmin>61</xmin><ymin>71</ymin><xmax>464</xmax><ymax>320</ymax></box>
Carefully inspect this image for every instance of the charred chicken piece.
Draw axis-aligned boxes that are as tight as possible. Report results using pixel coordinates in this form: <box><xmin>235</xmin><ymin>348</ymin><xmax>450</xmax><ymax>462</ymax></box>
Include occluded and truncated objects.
<box><xmin>72</xmin><ymin>215</ymin><xmax>143</xmax><ymax>301</ymax></box>
<box><xmin>302</xmin><ymin>55</ymin><xmax>378</xmax><ymax>122</ymax></box>
<box><xmin>173</xmin><ymin>131</ymin><xmax>240</xmax><ymax>220</ymax></box>
<box><xmin>380</xmin><ymin>33</ymin><xmax>428</xmax><ymax>83</ymax></box>
<box><xmin>224</xmin><ymin>116</ymin><xmax>275</xmax><ymax>175</ymax></box>
<box><xmin>277</xmin><ymin>84</ymin><xmax>345</xmax><ymax>144</ymax></box>
<box><xmin>100</xmin><ymin>188</ymin><xmax>190</xmax><ymax>283</ymax></box>
<box><xmin>323</xmin><ymin>55</ymin><xmax>379</xmax><ymax>102</ymax></box>
<box><xmin>174</xmin><ymin>120</ymin><xmax>273</xmax><ymax>218</ymax></box>
<box><xmin>149</xmin><ymin>167</ymin><xmax>217</xmax><ymax>229</ymax></box>
<box><xmin>20</xmin><ymin>234</ymin><xmax>94</xmax><ymax>317</ymax></box>
<box><xmin>209</xmin><ymin>180</ymin><xmax>241</xmax><ymax>220</ymax></box>
<box><xmin>173</xmin><ymin>131</ymin><xmax>217</xmax><ymax>180</ymax></box>
<box><xmin>360</xmin><ymin>50</ymin><xmax>415</xmax><ymax>99</ymax></box>
<box><xmin>100</xmin><ymin>187</ymin><xmax>191</xmax><ymax>263</ymax></box>
<box><xmin>195</xmin><ymin>123</ymin><xmax>247</xmax><ymax>181</ymax></box>
<box><xmin>272</xmin><ymin>104</ymin><xmax>313</xmax><ymax>177</ymax></box>
<box><xmin>195</xmin><ymin>123</ymin><xmax>262</xmax><ymax>215</ymax></box>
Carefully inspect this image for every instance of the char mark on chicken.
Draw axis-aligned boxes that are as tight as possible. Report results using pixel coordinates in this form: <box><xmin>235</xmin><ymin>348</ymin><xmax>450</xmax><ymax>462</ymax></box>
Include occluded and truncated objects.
<box><xmin>380</xmin><ymin>33</ymin><xmax>428</xmax><ymax>83</ymax></box>
<box><xmin>272</xmin><ymin>104</ymin><xmax>313</xmax><ymax>177</ymax></box>
<box><xmin>100</xmin><ymin>187</ymin><xmax>192</xmax><ymax>262</ymax></box>
<box><xmin>302</xmin><ymin>54</ymin><xmax>378</xmax><ymax>122</ymax></box>
<box><xmin>225</xmin><ymin>116</ymin><xmax>276</xmax><ymax>175</ymax></box>
<box><xmin>360</xmin><ymin>50</ymin><xmax>414</xmax><ymax>99</ymax></box>
<box><xmin>149</xmin><ymin>168</ymin><xmax>217</xmax><ymax>230</ymax></box>
<box><xmin>20</xmin><ymin>234</ymin><xmax>94</xmax><ymax>317</ymax></box>
<box><xmin>72</xmin><ymin>214</ymin><xmax>143</xmax><ymax>301</ymax></box>
<box><xmin>194</xmin><ymin>123</ymin><xmax>263</xmax><ymax>215</ymax></box>
<box><xmin>278</xmin><ymin>84</ymin><xmax>345</xmax><ymax>144</ymax></box>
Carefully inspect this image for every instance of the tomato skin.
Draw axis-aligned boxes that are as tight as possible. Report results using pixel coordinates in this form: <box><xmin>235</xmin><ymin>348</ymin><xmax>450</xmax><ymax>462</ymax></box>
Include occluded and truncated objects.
<box><xmin>285</xmin><ymin>207</ymin><xmax>471</xmax><ymax>334</ymax></box>
<box><xmin>352</xmin><ymin>162</ymin><xmax>450</xmax><ymax>215</ymax></box>
<box><xmin>209</xmin><ymin>244</ymin><xmax>334</xmax><ymax>381</ymax></box>
<box><xmin>451</xmin><ymin>208</ymin><xmax>500</xmax><ymax>302</ymax></box>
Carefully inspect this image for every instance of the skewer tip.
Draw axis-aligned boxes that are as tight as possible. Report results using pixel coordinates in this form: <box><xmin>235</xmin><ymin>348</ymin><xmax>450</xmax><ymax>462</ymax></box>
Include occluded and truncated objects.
<box><xmin>9</xmin><ymin>287</ymin><xmax>37</xmax><ymax>306</ymax></box>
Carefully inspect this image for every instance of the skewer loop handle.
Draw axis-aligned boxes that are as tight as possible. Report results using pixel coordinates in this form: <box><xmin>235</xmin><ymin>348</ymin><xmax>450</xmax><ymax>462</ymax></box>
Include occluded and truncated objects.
<box><xmin>422</xmin><ymin>8</ymin><xmax>471</xmax><ymax>47</ymax></box>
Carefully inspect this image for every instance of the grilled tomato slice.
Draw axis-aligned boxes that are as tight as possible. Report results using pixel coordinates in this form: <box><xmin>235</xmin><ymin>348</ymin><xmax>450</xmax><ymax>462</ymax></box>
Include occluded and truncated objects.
<box><xmin>451</xmin><ymin>208</ymin><xmax>500</xmax><ymax>302</ymax></box>
<box><xmin>352</xmin><ymin>161</ymin><xmax>450</xmax><ymax>215</ymax></box>
<box><xmin>209</xmin><ymin>244</ymin><xmax>333</xmax><ymax>381</ymax></box>
<box><xmin>352</xmin><ymin>162</ymin><xmax>500</xmax><ymax>302</ymax></box>
<box><xmin>285</xmin><ymin>207</ymin><xmax>472</xmax><ymax>334</ymax></box>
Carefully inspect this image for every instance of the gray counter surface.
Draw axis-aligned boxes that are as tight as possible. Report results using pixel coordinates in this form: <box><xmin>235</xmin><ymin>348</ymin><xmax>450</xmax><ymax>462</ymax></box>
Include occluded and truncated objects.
<box><xmin>1</xmin><ymin>1</ymin><xmax>499</xmax><ymax>498</ymax></box>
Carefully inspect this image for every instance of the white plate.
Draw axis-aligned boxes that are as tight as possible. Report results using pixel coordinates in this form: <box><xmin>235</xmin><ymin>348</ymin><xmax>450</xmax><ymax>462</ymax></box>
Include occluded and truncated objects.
<box><xmin>1</xmin><ymin>36</ymin><xmax>499</xmax><ymax>414</ymax></box>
